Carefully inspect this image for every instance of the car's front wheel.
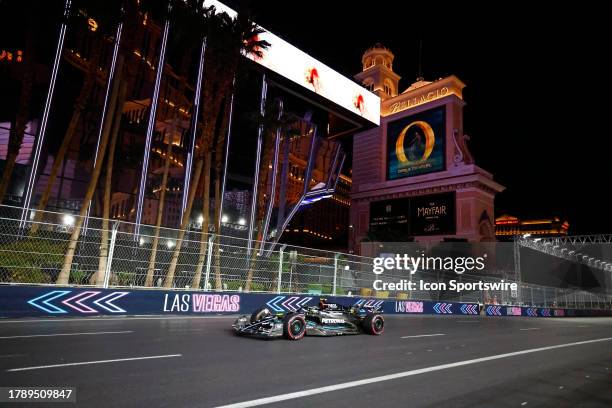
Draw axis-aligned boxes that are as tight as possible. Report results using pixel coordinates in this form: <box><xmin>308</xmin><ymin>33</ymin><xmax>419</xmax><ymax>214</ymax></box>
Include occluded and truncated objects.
<box><xmin>363</xmin><ymin>313</ymin><xmax>384</xmax><ymax>335</ymax></box>
<box><xmin>282</xmin><ymin>314</ymin><xmax>306</xmax><ymax>340</ymax></box>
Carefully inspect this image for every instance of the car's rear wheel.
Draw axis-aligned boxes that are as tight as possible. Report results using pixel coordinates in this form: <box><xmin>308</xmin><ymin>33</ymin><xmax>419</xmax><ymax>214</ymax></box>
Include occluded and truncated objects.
<box><xmin>250</xmin><ymin>307</ymin><xmax>272</xmax><ymax>323</ymax></box>
<box><xmin>282</xmin><ymin>314</ymin><xmax>306</xmax><ymax>340</ymax></box>
<box><xmin>363</xmin><ymin>313</ymin><xmax>384</xmax><ymax>335</ymax></box>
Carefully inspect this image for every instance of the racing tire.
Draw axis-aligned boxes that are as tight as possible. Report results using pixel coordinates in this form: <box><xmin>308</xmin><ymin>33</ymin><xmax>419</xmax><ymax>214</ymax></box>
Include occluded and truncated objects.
<box><xmin>363</xmin><ymin>313</ymin><xmax>384</xmax><ymax>335</ymax></box>
<box><xmin>282</xmin><ymin>314</ymin><xmax>306</xmax><ymax>340</ymax></box>
<box><xmin>250</xmin><ymin>307</ymin><xmax>272</xmax><ymax>323</ymax></box>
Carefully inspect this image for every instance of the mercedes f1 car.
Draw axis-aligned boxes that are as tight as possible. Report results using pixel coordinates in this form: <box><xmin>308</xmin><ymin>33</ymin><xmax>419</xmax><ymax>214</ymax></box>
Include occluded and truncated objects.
<box><xmin>232</xmin><ymin>299</ymin><xmax>384</xmax><ymax>340</ymax></box>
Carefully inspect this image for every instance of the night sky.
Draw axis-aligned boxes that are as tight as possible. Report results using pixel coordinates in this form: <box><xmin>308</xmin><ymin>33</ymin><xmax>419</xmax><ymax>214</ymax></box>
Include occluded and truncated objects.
<box><xmin>2</xmin><ymin>1</ymin><xmax>609</xmax><ymax>235</ymax></box>
<box><xmin>244</xmin><ymin>1</ymin><xmax>610</xmax><ymax>235</ymax></box>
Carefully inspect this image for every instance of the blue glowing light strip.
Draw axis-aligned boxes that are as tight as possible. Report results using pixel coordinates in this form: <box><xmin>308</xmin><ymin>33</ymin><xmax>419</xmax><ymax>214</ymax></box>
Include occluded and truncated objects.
<box><xmin>332</xmin><ymin>153</ymin><xmax>346</xmax><ymax>191</ymax></box>
<box><xmin>260</xmin><ymin>99</ymin><xmax>283</xmax><ymax>242</ymax></box>
<box><xmin>217</xmin><ymin>80</ymin><xmax>235</xmax><ymax>231</ymax></box>
<box><xmin>264</xmin><ymin>125</ymin><xmax>318</xmax><ymax>255</ymax></box>
<box><xmin>135</xmin><ymin>14</ymin><xmax>170</xmax><ymax>237</ymax></box>
<box><xmin>181</xmin><ymin>37</ymin><xmax>207</xmax><ymax>217</ymax></box>
<box><xmin>83</xmin><ymin>21</ymin><xmax>123</xmax><ymax>233</ymax></box>
<box><xmin>20</xmin><ymin>0</ymin><xmax>72</xmax><ymax>227</ymax></box>
<box><xmin>246</xmin><ymin>75</ymin><xmax>267</xmax><ymax>258</ymax></box>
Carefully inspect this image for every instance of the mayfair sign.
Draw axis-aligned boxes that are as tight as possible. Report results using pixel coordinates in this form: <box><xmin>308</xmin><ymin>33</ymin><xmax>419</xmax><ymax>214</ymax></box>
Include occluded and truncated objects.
<box><xmin>388</xmin><ymin>87</ymin><xmax>450</xmax><ymax>114</ymax></box>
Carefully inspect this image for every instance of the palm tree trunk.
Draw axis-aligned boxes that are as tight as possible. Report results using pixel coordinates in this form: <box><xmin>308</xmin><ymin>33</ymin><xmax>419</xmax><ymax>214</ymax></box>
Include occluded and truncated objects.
<box><xmin>56</xmin><ymin>56</ymin><xmax>121</xmax><ymax>285</ymax></box>
<box><xmin>191</xmin><ymin>151</ymin><xmax>211</xmax><ymax>289</ymax></box>
<box><xmin>30</xmin><ymin>46</ymin><xmax>101</xmax><ymax>235</ymax></box>
<box><xmin>244</xmin><ymin>228</ymin><xmax>264</xmax><ymax>292</ymax></box>
<box><xmin>163</xmin><ymin>158</ymin><xmax>203</xmax><ymax>288</ymax></box>
<box><xmin>245</xmin><ymin>130</ymin><xmax>276</xmax><ymax>291</ymax></box>
<box><xmin>92</xmin><ymin>75</ymin><xmax>127</xmax><ymax>285</ymax></box>
<box><xmin>145</xmin><ymin>121</ymin><xmax>175</xmax><ymax>287</ymax></box>
<box><xmin>212</xmin><ymin>97</ymin><xmax>232</xmax><ymax>290</ymax></box>
<box><xmin>212</xmin><ymin>173</ymin><xmax>223</xmax><ymax>290</ymax></box>
<box><xmin>0</xmin><ymin>149</ymin><xmax>19</xmax><ymax>204</ymax></box>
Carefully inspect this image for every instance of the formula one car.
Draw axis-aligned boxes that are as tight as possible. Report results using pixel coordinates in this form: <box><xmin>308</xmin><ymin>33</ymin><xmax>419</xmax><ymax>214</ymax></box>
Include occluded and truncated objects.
<box><xmin>232</xmin><ymin>299</ymin><xmax>384</xmax><ymax>340</ymax></box>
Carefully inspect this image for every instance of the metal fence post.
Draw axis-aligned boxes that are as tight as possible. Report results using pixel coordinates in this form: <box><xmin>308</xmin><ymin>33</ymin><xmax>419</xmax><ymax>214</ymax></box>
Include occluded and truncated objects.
<box><xmin>204</xmin><ymin>234</ymin><xmax>214</xmax><ymax>291</ymax></box>
<box><xmin>543</xmin><ymin>288</ymin><xmax>547</xmax><ymax>307</ymax></box>
<box><xmin>277</xmin><ymin>245</ymin><xmax>286</xmax><ymax>294</ymax></box>
<box><xmin>513</xmin><ymin>239</ymin><xmax>522</xmax><ymax>305</ymax></box>
<box><xmin>574</xmin><ymin>291</ymin><xmax>577</xmax><ymax>308</ymax></box>
<box><xmin>333</xmin><ymin>253</ymin><xmax>339</xmax><ymax>296</ymax></box>
<box><xmin>103</xmin><ymin>222</ymin><xmax>119</xmax><ymax>289</ymax></box>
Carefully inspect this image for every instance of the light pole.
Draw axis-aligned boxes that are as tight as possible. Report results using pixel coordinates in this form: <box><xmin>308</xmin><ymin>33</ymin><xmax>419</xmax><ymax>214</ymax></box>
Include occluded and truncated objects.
<box><xmin>20</xmin><ymin>0</ymin><xmax>72</xmax><ymax>228</ymax></box>
<box><xmin>135</xmin><ymin>2</ymin><xmax>171</xmax><ymax>239</ymax></box>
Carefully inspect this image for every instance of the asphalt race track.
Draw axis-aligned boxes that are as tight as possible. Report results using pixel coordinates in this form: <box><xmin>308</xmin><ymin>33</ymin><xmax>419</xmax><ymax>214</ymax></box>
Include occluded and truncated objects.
<box><xmin>1</xmin><ymin>315</ymin><xmax>611</xmax><ymax>407</ymax></box>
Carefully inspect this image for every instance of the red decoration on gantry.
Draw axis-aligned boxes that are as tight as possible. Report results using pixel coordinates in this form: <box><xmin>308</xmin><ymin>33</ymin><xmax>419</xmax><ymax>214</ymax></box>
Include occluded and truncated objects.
<box><xmin>305</xmin><ymin>67</ymin><xmax>321</xmax><ymax>93</ymax></box>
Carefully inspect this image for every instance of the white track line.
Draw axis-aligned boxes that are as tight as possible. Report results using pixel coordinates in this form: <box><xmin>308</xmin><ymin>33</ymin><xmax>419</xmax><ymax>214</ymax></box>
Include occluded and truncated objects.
<box><xmin>401</xmin><ymin>334</ymin><xmax>445</xmax><ymax>339</ymax></box>
<box><xmin>0</xmin><ymin>331</ymin><xmax>132</xmax><ymax>339</ymax></box>
<box><xmin>519</xmin><ymin>328</ymin><xmax>540</xmax><ymax>331</ymax></box>
<box><xmin>6</xmin><ymin>354</ymin><xmax>182</xmax><ymax>372</ymax></box>
<box><xmin>0</xmin><ymin>316</ymin><xmax>236</xmax><ymax>324</ymax></box>
<box><xmin>215</xmin><ymin>337</ymin><xmax>612</xmax><ymax>408</ymax></box>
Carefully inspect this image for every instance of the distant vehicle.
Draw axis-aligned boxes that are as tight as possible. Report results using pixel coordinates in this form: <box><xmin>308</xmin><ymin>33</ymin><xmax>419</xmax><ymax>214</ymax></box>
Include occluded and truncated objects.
<box><xmin>232</xmin><ymin>298</ymin><xmax>384</xmax><ymax>340</ymax></box>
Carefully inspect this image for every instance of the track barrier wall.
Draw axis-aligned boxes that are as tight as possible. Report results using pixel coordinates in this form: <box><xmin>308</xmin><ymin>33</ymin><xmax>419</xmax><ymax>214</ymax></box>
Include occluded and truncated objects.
<box><xmin>1</xmin><ymin>285</ymin><xmax>610</xmax><ymax>318</ymax></box>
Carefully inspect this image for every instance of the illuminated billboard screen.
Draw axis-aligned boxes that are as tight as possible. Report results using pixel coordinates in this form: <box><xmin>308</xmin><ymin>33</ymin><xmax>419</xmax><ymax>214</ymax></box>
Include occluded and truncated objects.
<box><xmin>387</xmin><ymin>106</ymin><xmax>445</xmax><ymax>179</ymax></box>
<box><xmin>369</xmin><ymin>197</ymin><xmax>410</xmax><ymax>238</ymax></box>
<box><xmin>205</xmin><ymin>1</ymin><xmax>380</xmax><ymax>125</ymax></box>
<box><xmin>369</xmin><ymin>192</ymin><xmax>455</xmax><ymax>238</ymax></box>
<box><xmin>410</xmin><ymin>192</ymin><xmax>455</xmax><ymax>236</ymax></box>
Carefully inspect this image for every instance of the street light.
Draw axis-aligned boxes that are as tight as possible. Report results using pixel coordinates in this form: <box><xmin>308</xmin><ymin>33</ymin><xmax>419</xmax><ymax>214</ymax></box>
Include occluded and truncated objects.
<box><xmin>238</xmin><ymin>218</ymin><xmax>246</xmax><ymax>226</ymax></box>
<box><xmin>221</xmin><ymin>214</ymin><xmax>229</xmax><ymax>223</ymax></box>
<box><xmin>63</xmin><ymin>214</ymin><xmax>75</xmax><ymax>226</ymax></box>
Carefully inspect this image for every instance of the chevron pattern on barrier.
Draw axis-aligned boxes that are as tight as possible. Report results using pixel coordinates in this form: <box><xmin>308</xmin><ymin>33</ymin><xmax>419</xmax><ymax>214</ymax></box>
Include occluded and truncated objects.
<box><xmin>27</xmin><ymin>290</ymin><xmax>129</xmax><ymax>314</ymax></box>
<box><xmin>265</xmin><ymin>296</ymin><xmax>312</xmax><ymax>312</ymax></box>
<box><xmin>433</xmin><ymin>302</ymin><xmax>453</xmax><ymax>314</ymax></box>
<box><xmin>353</xmin><ymin>299</ymin><xmax>384</xmax><ymax>310</ymax></box>
<box><xmin>526</xmin><ymin>308</ymin><xmax>538</xmax><ymax>317</ymax></box>
<box><xmin>486</xmin><ymin>305</ymin><xmax>502</xmax><ymax>316</ymax></box>
<box><xmin>541</xmin><ymin>308</ymin><xmax>551</xmax><ymax>317</ymax></box>
<box><xmin>460</xmin><ymin>304</ymin><xmax>478</xmax><ymax>315</ymax></box>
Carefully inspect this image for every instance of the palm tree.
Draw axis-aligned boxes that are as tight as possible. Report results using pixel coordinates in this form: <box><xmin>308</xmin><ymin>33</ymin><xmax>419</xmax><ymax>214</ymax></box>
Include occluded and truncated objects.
<box><xmin>163</xmin><ymin>157</ymin><xmax>203</xmax><ymax>287</ymax></box>
<box><xmin>145</xmin><ymin>119</ymin><xmax>175</xmax><ymax>287</ymax></box>
<box><xmin>211</xmin><ymin>95</ymin><xmax>233</xmax><ymax>289</ymax></box>
<box><xmin>93</xmin><ymin>77</ymin><xmax>127</xmax><ymax>285</ymax></box>
<box><xmin>144</xmin><ymin>3</ymin><xmax>195</xmax><ymax>287</ymax></box>
<box><xmin>30</xmin><ymin>2</ymin><xmax>122</xmax><ymax>235</ymax></box>
<box><xmin>54</xmin><ymin>2</ymin><xmax>125</xmax><ymax>284</ymax></box>
<box><xmin>244</xmin><ymin>103</ymin><xmax>300</xmax><ymax>291</ymax></box>
<box><xmin>143</xmin><ymin>0</ymin><xmax>213</xmax><ymax>289</ymax></box>
<box><xmin>56</xmin><ymin>55</ymin><xmax>125</xmax><ymax>285</ymax></box>
<box><xmin>188</xmin><ymin>8</ymin><xmax>269</xmax><ymax>289</ymax></box>
<box><xmin>158</xmin><ymin>4</ymin><xmax>268</xmax><ymax>289</ymax></box>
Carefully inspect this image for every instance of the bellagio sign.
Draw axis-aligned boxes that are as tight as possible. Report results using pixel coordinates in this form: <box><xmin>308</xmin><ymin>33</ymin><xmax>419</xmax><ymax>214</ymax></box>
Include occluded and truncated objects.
<box><xmin>382</xmin><ymin>76</ymin><xmax>466</xmax><ymax>116</ymax></box>
<box><xmin>388</xmin><ymin>87</ymin><xmax>450</xmax><ymax>114</ymax></box>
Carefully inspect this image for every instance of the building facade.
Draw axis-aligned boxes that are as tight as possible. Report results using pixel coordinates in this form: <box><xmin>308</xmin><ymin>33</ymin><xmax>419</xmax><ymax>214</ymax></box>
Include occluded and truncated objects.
<box><xmin>350</xmin><ymin>45</ymin><xmax>505</xmax><ymax>253</ymax></box>
<box><xmin>495</xmin><ymin>214</ymin><xmax>569</xmax><ymax>239</ymax></box>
